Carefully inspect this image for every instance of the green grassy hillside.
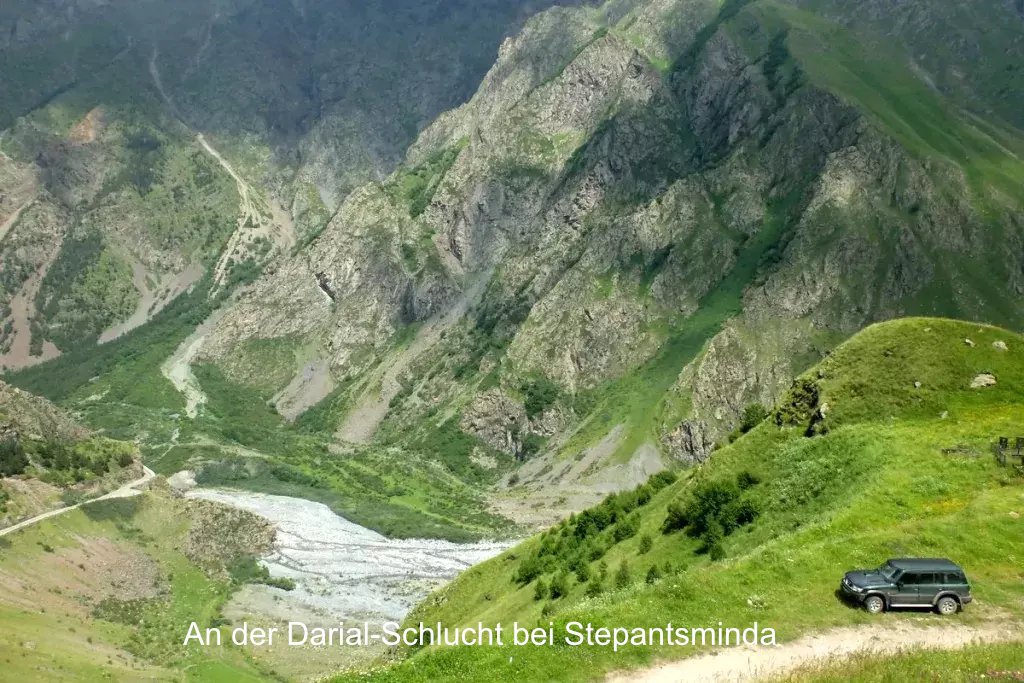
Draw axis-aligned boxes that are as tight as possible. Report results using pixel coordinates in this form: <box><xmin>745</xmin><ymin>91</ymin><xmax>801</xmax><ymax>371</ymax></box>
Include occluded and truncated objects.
<box><xmin>337</xmin><ymin>318</ymin><xmax>1024</xmax><ymax>681</ymax></box>
<box><xmin>0</xmin><ymin>491</ymin><xmax>275</xmax><ymax>681</ymax></box>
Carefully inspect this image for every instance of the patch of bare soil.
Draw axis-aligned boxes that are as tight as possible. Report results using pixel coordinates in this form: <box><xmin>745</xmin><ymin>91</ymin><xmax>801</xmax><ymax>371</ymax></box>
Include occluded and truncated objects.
<box><xmin>0</xmin><ymin>234</ymin><xmax>62</xmax><ymax>371</ymax></box>
<box><xmin>67</xmin><ymin>107</ymin><xmax>105</xmax><ymax>144</ymax></box>
<box><xmin>0</xmin><ymin>153</ymin><xmax>37</xmax><ymax>243</ymax></box>
<box><xmin>607</xmin><ymin>621</ymin><xmax>1024</xmax><ymax>683</ymax></box>
<box><xmin>99</xmin><ymin>257</ymin><xmax>204</xmax><ymax>344</ymax></box>
<box><xmin>273</xmin><ymin>358</ymin><xmax>336</xmax><ymax>421</ymax></box>
<box><xmin>160</xmin><ymin>306</ymin><xmax>229</xmax><ymax>418</ymax></box>
<box><xmin>0</xmin><ymin>537</ymin><xmax>161</xmax><ymax>616</ymax></box>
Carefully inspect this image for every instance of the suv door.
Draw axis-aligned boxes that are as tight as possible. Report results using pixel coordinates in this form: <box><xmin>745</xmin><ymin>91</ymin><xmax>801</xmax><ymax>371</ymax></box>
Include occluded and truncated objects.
<box><xmin>912</xmin><ymin>572</ymin><xmax>942</xmax><ymax>606</ymax></box>
<box><xmin>891</xmin><ymin>571</ymin><xmax>922</xmax><ymax>606</ymax></box>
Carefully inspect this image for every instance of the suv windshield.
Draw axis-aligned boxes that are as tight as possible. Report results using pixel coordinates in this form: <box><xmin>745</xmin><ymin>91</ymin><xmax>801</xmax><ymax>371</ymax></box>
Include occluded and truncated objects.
<box><xmin>878</xmin><ymin>562</ymin><xmax>900</xmax><ymax>581</ymax></box>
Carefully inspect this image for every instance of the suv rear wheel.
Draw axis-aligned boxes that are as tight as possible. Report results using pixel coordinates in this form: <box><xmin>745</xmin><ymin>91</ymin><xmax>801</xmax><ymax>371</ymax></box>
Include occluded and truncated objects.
<box><xmin>936</xmin><ymin>596</ymin><xmax>959</xmax><ymax>615</ymax></box>
<box><xmin>864</xmin><ymin>595</ymin><xmax>885</xmax><ymax>614</ymax></box>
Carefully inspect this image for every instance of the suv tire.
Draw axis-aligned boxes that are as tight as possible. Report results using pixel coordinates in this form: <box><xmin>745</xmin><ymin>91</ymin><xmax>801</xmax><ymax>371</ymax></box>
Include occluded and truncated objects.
<box><xmin>936</xmin><ymin>596</ymin><xmax>959</xmax><ymax>615</ymax></box>
<box><xmin>864</xmin><ymin>595</ymin><xmax>885</xmax><ymax>614</ymax></box>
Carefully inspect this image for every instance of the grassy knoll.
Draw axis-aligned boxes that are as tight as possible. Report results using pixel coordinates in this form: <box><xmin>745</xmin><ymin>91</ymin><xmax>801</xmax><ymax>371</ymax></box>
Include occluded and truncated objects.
<box><xmin>0</xmin><ymin>492</ymin><xmax>272</xmax><ymax>681</ymax></box>
<box><xmin>330</xmin><ymin>318</ymin><xmax>1024</xmax><ymax>681</ymax></box>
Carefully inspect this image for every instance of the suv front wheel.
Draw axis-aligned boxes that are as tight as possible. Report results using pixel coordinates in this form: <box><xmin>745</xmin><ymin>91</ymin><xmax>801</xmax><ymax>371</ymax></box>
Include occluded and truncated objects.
<box><xmin>864</xmin><ymin>595</ymin><xmax>885</xmax><ymax>614</ymax></box>
<box><xmin>936</xmin><ymin>596</ymin><xmax>959</xmax><ymax>615</ymax></box>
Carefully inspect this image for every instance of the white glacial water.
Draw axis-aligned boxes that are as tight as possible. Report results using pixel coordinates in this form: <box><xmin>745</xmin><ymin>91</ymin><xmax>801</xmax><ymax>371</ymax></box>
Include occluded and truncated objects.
<box><xmin>186</xmin><ymin>489</ymin><xmax>512</xmax><ymax>622</ymax></box>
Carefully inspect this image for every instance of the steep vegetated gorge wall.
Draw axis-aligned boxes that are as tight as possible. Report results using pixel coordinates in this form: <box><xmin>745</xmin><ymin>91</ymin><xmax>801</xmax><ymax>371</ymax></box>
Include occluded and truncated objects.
<box><xmin>1</xmin><ymin>0</ymin><xmax>1023</xmax><ymax>520</ymax></box>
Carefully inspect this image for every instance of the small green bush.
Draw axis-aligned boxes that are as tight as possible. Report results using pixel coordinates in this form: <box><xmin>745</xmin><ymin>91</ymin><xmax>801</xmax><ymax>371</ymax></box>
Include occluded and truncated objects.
<box><xmin>0</xmin><ymin>438</ymin><xmax>28</xmax><ymax>477</ymax></box>
<box><xmin>774</xmin><ymin>378</ymin><xmax>820</xmax><ymax>428</ymax></box>
<box><xmin>638</xmin><ymin>533</ymin><xmax>653</xmax><ymax>554</ymax></box>
<box><xmin>740</xmin><ymin>403</ymin><xmax>769</xmax><ymax>433</ymax></box>
<box><xmin>549</xmin><ymin>572</ymin><xmax>569</xmax><ymax>599</ymax></box>
<box><xmin>662</xmin><ymin>472</ymin><xmax>760</xmax><ymax>550</ymax></box>
<box><xmin>614</xmin><ymin>561</ymin><xmax>631</xmax><ymax>589</ymax></box>
<box><xmin>521</xmin><ymin>377</ymin><xmax>560</xmax><ymax>418</ymax></box>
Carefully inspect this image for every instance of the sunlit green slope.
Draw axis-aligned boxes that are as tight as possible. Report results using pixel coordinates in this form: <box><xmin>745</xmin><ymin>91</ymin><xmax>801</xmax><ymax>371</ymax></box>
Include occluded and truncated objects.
<box><xmin>339</xmin><ymin>318</ymin><xmax>1024</xmax><ymax>681</ymax></box>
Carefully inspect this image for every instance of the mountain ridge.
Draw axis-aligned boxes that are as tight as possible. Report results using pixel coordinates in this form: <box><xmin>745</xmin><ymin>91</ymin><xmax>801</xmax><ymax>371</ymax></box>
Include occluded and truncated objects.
<box><xmin>3</xmin><ymin>0</ymin><xmax>1024</xmax><ymax>530</ymax></box>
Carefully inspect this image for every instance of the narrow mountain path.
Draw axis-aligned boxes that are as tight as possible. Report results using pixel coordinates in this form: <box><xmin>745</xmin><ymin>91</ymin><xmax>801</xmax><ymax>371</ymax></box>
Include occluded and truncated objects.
<box><xmin>195</xmin><ymin>132</ymin><xmax>295</xmax><ymax>289</ymax></box>
<box><xmin>147</xmin><ymin>47</ymin><xmax>296</xmax><ymax>410</ymax></box>
<box><xmin>336</xmin><ymin>271</ymin><xmax>492</xmax><ymax>443</ymax></box>
<box><xmin>607</xmin><ymin>620</ymin><xmax>1023</xmax><ymax>682</ymax></box>
<box><xmin>151</xmin><ymin>48</ymin><xmax>295</xmax><ymax>292</ymax></box>
<box><xmin>0</xmin><ymin>467</ymin><xmax>155</xmax><ymax>538</ymax></box>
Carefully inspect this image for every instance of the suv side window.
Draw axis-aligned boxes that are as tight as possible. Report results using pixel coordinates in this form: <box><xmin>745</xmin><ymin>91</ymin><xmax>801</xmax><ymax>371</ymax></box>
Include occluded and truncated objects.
<box><xmin>945</xmin><ymin>572</ymin><xmax>965</xmax><ymax>584</ymax></box>
<box><xmin>902</xmin><ymin>572</ymin><xmax>925</xmax><ymax>584</ymax></box>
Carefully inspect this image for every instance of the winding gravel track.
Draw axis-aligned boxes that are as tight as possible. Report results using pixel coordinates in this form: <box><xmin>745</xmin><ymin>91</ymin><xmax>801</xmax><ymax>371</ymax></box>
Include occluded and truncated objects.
<box><xmin>607</xmin><ymin>620</ymin><xmax>1023</xmax><ymax>682</ymax></box>
<box><xmin>0</xmin><ymin>466</ymin><xmax>155</xmax><ymax>538</ymax></box>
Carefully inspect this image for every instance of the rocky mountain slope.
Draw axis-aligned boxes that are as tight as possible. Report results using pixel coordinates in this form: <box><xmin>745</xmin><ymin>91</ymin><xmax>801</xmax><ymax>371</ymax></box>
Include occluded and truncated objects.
<box><xmin>2</xmin><ymin>0</ymin><xmax>1023</xmax><ymax>526</ymax></box>
<box><xmin>0</xmin><ymin>0</ymin><xmax>582</xmax><ymax>369</ymax></box>
<box><xmin>193</xmin><ymin>0</ymin><xmax>1023</xmax><ymax>508</ymax></box>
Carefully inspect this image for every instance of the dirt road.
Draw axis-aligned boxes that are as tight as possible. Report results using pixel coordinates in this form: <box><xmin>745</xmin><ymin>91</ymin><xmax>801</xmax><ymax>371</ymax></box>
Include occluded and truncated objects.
<box><xmin>607</xmin><ymin>620</ymin><xmax>1022</xmax><ymax>682</ymax></box>
<box><xmin>0</xmin><ymin>466</ymin><xmax>155</xmax><ymax>538</ymax></box>
<box><xmin>149</xmin><ymin>47</ymin><xmax>295</xmax><ymax>294</ymax></box>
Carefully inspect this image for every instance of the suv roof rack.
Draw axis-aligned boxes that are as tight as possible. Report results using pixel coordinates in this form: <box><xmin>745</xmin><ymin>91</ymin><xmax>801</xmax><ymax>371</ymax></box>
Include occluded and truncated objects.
<box><xmin>889</xmin><ymin>558</ymin><xmax>961</xmax><ymax>571</ymax></box>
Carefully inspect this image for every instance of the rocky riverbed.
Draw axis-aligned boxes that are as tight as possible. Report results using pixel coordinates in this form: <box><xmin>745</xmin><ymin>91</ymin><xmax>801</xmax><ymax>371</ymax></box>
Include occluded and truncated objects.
<box><xmin>185</xmin><ymin>488</ymin><xmax>511</xmax><ymax>622</ymax></box>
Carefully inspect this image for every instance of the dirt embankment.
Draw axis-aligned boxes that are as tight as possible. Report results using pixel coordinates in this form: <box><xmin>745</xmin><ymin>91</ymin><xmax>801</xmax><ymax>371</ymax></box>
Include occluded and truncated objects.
<box><xmin>607</xmin><ymin>620</ymin><xmax>1024</xmax><ymax>682</ymax></box>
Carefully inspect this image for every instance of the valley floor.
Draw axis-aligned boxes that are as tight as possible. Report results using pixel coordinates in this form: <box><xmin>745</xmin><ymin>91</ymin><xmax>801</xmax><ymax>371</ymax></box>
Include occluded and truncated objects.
<box><xmin>185</xmin><ymin>488</ymin><xmax>513</xmax><ymax>622</ymax></box>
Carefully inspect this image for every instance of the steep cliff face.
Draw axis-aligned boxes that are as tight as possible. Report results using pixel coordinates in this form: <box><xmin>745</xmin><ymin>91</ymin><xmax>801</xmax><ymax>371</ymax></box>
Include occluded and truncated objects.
<box><xmin>197</xmin><ymin>0</ymin><xmax>1024</xmax><ymax>484</ymax></box>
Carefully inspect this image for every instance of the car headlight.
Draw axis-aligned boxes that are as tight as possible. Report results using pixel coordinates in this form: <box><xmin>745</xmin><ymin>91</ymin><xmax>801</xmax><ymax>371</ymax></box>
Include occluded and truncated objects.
<box><xmin>849</xmin><ymin>584</ymin><xmax>864</xmax><ymax>592</ymax></box>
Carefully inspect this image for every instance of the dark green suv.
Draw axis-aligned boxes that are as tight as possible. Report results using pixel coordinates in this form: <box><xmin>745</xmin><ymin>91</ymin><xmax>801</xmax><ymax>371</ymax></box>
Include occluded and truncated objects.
<box><xmin>840</xmin><ymin>558</ymin><xmax>972</xmax><ymax>615</ymax></box>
